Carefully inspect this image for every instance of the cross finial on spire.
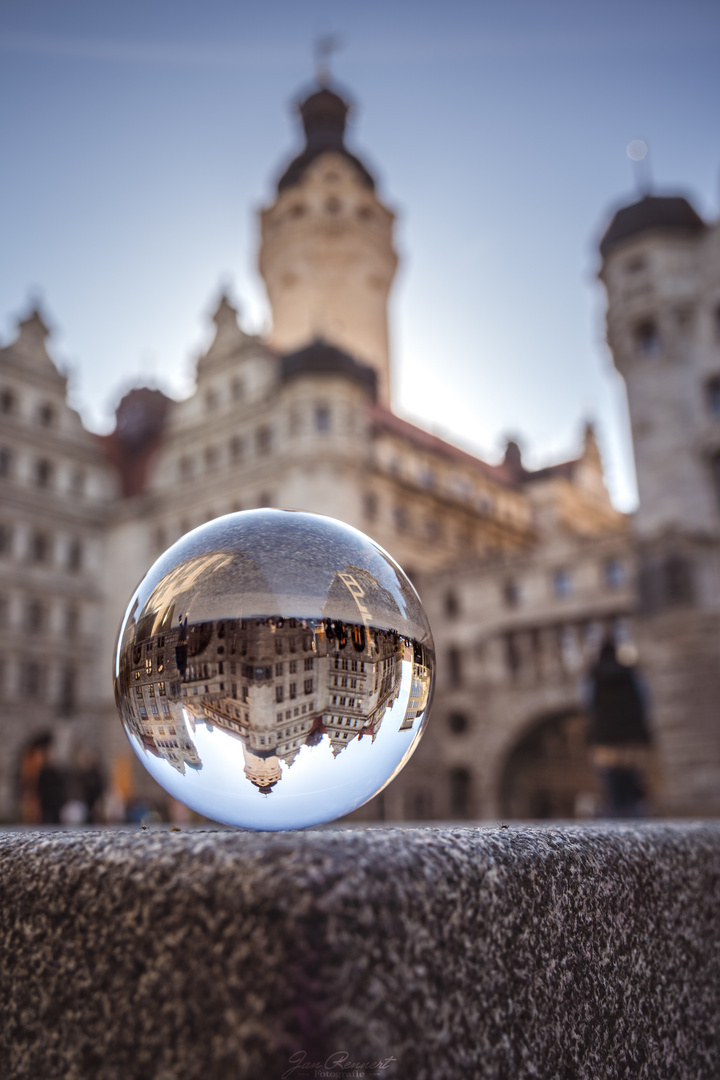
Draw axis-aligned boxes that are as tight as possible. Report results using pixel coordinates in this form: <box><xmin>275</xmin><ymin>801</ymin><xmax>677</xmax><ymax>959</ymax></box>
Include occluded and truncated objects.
<box><xmin>314</xmin><ymin>34</ymin><xmax>341</xmax><ymax>86</ymax></box>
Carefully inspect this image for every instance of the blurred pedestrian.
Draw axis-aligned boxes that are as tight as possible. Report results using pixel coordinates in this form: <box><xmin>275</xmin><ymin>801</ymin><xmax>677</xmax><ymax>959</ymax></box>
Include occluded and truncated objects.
<box><xmin>584</xmin><ymin>639</ymin><xmax>652</xmax><ymax>818</ymax></box>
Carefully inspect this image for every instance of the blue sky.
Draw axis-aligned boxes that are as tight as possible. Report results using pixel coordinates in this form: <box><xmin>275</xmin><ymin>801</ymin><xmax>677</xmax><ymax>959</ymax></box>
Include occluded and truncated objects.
<box><xmin>1</xmin><ymin>0</ymin><xmax>719</xmax><ymax>509</ymax></box>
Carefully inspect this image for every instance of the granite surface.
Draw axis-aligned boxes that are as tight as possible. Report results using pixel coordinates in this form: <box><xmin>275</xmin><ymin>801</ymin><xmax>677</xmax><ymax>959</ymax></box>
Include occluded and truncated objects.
<box><xmin>0</xmin><ymin>824</ymin><xmax>718</xmax><ymax>1080</ymax></box>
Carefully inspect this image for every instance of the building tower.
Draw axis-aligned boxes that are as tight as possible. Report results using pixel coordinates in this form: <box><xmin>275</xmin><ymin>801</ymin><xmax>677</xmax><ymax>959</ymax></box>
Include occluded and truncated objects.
<box><xmin>599</xmin><ymin>193</ymin><xmax>720</xmax><ymax>815</ymax></box>
<box><xmin>258</xmin><ymin>82</ymin><xmax>398</xmax><ymax>406</ymax></box>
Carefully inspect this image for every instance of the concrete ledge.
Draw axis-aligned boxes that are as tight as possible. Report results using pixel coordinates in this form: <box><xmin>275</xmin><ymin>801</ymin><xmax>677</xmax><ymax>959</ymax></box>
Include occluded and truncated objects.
<box><xmin>1</xmin><ymin>824</ymin><xmax>719</xmax><ymax>1080</ymax></box>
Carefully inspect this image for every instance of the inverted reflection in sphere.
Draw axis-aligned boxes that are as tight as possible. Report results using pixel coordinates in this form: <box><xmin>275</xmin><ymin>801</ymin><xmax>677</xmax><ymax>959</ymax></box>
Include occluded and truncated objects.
<box><xmin>113</xmin><ymin>509</ymin><xmax>434</xmax><ymax>829</ymax></box>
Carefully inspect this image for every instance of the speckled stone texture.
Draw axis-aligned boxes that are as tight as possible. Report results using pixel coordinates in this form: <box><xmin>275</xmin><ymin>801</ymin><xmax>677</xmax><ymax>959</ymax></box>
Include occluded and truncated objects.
<box><xmin>0</xmin><ymin>825</ymin><xmax>718</xmax><ymax>1080</ymax></box>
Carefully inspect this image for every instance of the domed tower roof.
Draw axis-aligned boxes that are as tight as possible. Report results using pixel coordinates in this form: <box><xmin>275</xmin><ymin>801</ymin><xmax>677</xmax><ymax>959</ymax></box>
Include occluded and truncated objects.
<box><xmin>276</xmin><ymin>84</ymin><xmax>375</xmax><ymax>193</ymax></box>
<box><xmin>599</xmin><ymin>194</ymin><xmax>707</xmax><ymax>258</ymax></box>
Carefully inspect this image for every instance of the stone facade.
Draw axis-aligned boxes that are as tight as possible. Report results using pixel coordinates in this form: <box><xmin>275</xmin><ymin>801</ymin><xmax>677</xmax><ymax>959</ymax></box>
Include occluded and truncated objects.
<box><xmin>5</xmin><ymin>77</ymin><xmax>713</xmax><ymax>823</ymax></box>
<box><xmin>599</xmin><ymin>195</ymin><xmax>720</xmax><ymax>815</ymax></box>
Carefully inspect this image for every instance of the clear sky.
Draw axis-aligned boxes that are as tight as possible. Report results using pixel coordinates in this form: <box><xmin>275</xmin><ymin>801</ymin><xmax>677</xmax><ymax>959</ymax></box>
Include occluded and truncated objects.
<box><xmin>1</xmin><ymin>0</ymin><xmax>719</xmax><ymax>510</ymax></box>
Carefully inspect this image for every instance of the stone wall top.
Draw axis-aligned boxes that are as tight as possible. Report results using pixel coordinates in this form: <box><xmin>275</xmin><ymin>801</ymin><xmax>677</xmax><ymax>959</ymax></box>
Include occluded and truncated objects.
<box><xmin>1</xmin><ymin>823</ymin><xmax>718</xmax><ymax>1080</ymax></box>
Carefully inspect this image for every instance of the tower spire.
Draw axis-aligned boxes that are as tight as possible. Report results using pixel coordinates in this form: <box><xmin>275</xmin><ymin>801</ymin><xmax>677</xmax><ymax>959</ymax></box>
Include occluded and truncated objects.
<box><xmin>314</xmin><ymin>34</ymin><xmax>341</xmax><ymax>86</ymax></box>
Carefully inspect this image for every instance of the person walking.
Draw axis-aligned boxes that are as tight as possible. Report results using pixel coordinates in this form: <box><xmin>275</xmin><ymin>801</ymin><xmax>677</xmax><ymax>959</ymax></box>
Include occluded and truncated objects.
<box><xmin>584</xmin><ymin>639</ymin><xmax>652</xmax><ymax>818</ymax></box>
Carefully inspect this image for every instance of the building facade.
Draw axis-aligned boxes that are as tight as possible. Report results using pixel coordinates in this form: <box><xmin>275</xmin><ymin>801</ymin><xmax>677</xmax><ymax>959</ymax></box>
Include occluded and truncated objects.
<box><xmin>3</xmin><ymin>77</ymin><xmax>712</xmax><ymax>822</ymax></box>
<box><xmin>599</xmin><ymin>195</ymin><xmax>720</xmax><ymax>815</ymax></box>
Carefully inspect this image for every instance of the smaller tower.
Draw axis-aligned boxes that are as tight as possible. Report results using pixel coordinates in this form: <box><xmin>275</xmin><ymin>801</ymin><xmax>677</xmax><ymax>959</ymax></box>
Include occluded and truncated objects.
<box><xmin>259</xmin><ymin>82</ymin><xmax>398</xmax><ymax>406</ymax></box>
<box><xmin>599</xmin><ymin>192</ymin><xmax>720</xmax><ymax>816</ymax></box>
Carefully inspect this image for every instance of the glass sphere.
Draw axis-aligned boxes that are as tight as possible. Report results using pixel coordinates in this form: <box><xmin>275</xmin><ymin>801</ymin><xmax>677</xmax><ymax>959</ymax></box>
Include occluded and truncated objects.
<box><xmin>114</xmin><ymin>509</ymin><xmax>434</xmax><ymax>830</ymax></box>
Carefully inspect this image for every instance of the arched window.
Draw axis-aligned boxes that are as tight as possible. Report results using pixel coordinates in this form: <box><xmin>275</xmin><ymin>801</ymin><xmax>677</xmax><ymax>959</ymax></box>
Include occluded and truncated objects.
<box><xmin>633</xmin><ymin>319</ymin><xmax>661</xmax><ymax>357</ymax></box>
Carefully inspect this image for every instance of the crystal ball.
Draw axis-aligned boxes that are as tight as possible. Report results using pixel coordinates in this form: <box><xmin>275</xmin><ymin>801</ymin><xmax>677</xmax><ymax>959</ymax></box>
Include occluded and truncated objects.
<box><xmin>114</xmin><ymin>509</ymin><xmax>435</xmax><ymax>829</ymax></box>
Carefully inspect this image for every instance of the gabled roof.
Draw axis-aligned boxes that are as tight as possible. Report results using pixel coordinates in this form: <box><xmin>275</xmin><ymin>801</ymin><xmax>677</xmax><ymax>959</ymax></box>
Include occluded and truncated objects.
<box><xmin>281</xmin><ymin>338</ymin><xmax>377</xmax><ymax>397</ymax></box>
<box><xmin>370</xmin><ymin>405</ymin><xmax>518</xmax><ymax>488</ymax></box>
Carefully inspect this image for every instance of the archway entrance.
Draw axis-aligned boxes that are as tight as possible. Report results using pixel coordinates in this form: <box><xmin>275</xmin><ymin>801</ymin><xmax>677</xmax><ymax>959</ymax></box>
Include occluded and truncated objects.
<box><xmin>499</xmin><ymin>710</ymin><xmax>601</xmax><ymax>820</ymax></box>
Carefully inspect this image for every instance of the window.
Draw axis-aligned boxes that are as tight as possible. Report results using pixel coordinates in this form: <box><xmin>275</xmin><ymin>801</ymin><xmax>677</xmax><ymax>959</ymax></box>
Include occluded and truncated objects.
<box><xmin>289</xmin><ymin>203</ymin><xmax>306</xmax><ymax>219</ymax></box>
<box><xmin>445</xmin><ymin>591</ymin><xmax>459</xmax><ymax>618</ymax></box>
<box><xmin>58</xmin><ymin>666</ymin><xmax>76</xmax><ymax>715</ymax></box>
<box><xmin>179</xmin><ymin>457</ymin><xmax>192</xmax><ymax>479</ymax></box>
<box><xmin>634</xmin><ymin>319</ymin><xmax>661</xmax><ymax>357</ymax></box>
<box><xmin>231</xmin><ymin>377</ymin><xmax>244</xmax><ymax>401</ymax></box>
<box><xmin>505</xmin><ymin>633</ymin><xmax>521</xmax><ymax>676</ymax></box>
<box><xmin>552</xmin><ymin>568</ymin><xmax>572</xmax><ymax>598</ymax></box>
<box><xmin>67</xmin><ymin>538</ymin><xmax>83</xmax><ymax>572</ymax></box>
<box><xmin>205</xmin><ymin>389</ymin><xmax>218</xmax><ymax>411</ymax></box>
<box><xmin>257</xmin><ymin>427</ymin><xmax>272</xmax><ymax>455</ymax></box>
<box><xmin>363</xmin><ymin>492</ymin><xmax>378</xmax><ymax>520</ymax></box>
<box><xmin>35</xmin><ymin>459</ymin><xmax>53</xmax><ymax>488</ymax></box>
<box><xmin>0</xmin><ymin>447</ymin><xmax>12</xmax><ymax>478</ymax></box>
<box><xmin>713</xmin><ymin>453</ymin><xmax>720</xmax><ymax>507</ymax></box>
<box><xmin>25</xmin><ymin>600</ymin><xmax>45</xmax><ymax>633</ymax></box>
<box><xmin>315</xmin><ymin>404</ymin><xmax>331</xmax><ymax>433</ymax></box>
<box><xmin>603</xmin><ymin>557</ymin><xmax>625</xmax><ymax>590</ymax></box>
<box><xmin>394</xmin><ymin>505</ymin><xmax>409</xmax><ymax>532</ymax></box>
<box><xmin>30</xmin><ymin>531</ymin><xmax>51</xmax><ymax>563</ymax></box>
<box><xmin>304</xmin><ymin>678</ymin><xmax>313</xmax><ymax>695</ymax></box>
<box><xmin>503</xmin><ymin>579</ymin><xmax>521</xmax><ymax>607</ymax></box>
<box><xmin>276</xmin><ymin>686</ymin><xmax>284</xmax><ymax>703</ymax></box>
<box><xmin>230</xmin><ymin>436</ymin><xmax>244</xmax><ymax>462</ymax></box>
<box><xmin>447</xmin><ymin>647</ymin><xmax>462</xmax><ymax>686</ymax></box>
<box><xmin>21</xmin><ymin>661</ymin><xmax>44</xmax><ymax>698</ymax></box>
<box><xmin>71</xmin><ymin>469</ymin><xmax>86</xmax><ymax>496</ymax></box>
<box><xmin>0</xmin><ymin>523</ymin><xmax>11</xmax><ymax>556</ymax></box>
<box><xmin>205</xmin><ymin>445</ymin><xmax>218</xmax><ymax>469</ymax></box>
<box><xmin>325</xmin><ymin>197</ymin><xmax>341</xmax><ymax>214</ymax></box>
<box><xmin>38</xmin><ymin>403</ymin><xmax>55</xmax><ymax>427</ymax></box>
<box><xmin>706</xmin><ymin>376</ymin><xmax>720</xmax><ymax>418</ymax></box>
<box><xmin>1</xmin><ymin>390</ymin><xmax>15</xmax><ymax>414</ymax></box>
<box><xmin>448</xmin><ymin>712</ymin><xmax>468</xmax><ymax>735</ymax></box>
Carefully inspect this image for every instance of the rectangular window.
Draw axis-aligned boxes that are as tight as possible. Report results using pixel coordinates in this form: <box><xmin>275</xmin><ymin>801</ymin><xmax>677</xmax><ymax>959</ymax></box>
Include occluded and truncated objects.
<box><xmin>304</xmin><ymin>678</ymin><xmax>313</xmax><ymax>695</ymax></box>
<box><xmin>304</xmin><ymin>657</ymin><xmax>313</xmax><ymax>670</ymax></box>
<box><xmin>276</xmin><ymin>685</ymin><xmax>284</xmax><ymax>703</ymax></box>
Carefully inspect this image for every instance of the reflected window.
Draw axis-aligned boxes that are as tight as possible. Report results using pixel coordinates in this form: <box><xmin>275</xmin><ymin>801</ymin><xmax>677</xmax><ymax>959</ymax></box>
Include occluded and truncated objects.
<box><xmin>634</xmin><ymin>319</ymin><xmax>661</xmax><ymax>357</ymax></box>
